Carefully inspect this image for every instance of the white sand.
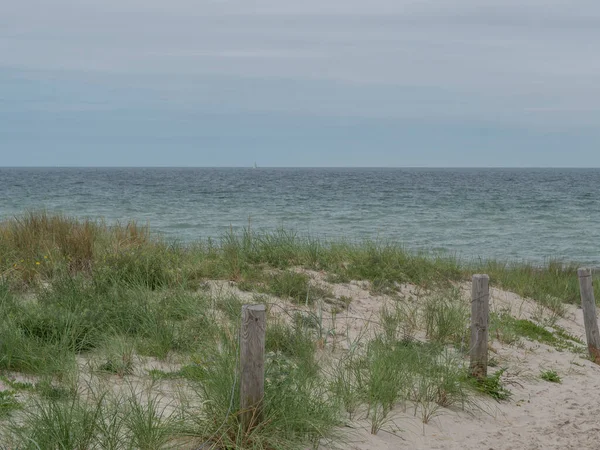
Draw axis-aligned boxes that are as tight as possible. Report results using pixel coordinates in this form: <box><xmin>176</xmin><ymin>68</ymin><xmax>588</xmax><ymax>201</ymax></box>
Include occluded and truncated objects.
<box><xmin>330</xmin><ymin>280</ymin><xmax>600</xmax><ymax>450</ymax></box>
<box><xmin>207</xmin><ymin>272</ymin><xmax>600</xmax><ymax>449</ymax></box>
<box><xmin>1</xmin><ymin>275</ymin><xmax>588</xmax><ymax>449</ymax></box>
<box><xmin>205</xmin><ymin>272</ymin><xmax>599</xmax><ymax>449</ymax></box>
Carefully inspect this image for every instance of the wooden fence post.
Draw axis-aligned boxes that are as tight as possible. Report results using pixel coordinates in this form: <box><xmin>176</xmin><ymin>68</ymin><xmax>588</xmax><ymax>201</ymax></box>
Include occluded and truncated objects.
<box><xmin>577</xmin><ymin>268</ymin><xmax>600</xmax><ymax>364</ymax></box>
<box><xmin>240</xmin><ymin>304</ymin><xmax>266</xmax><ymax>431</ymax></box>
<box><xmin>470</xmin><ymin>274</ymin><xmax>489</xmax><ymax>379</ymax></box>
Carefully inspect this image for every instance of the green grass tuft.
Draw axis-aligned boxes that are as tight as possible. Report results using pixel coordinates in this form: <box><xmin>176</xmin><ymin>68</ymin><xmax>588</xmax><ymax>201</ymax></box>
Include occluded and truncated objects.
<box><xmin>470</xmin><ymin>368</ymin><xmax>512</xmax><ymax>401</ymax></box>
<box><xmin>0</xmin><ymin>390</ymin><xmax>21</xmax><ymax>418</ymax></box>
<box><xmin>540</xmin><ymin>369</ymin><xmax>561</xmax><ymax>383</ymax></box>
<box><xmin>423</xmin><ymin>287</ymin><xmax>470</xmax><ymax>347</ymax></box>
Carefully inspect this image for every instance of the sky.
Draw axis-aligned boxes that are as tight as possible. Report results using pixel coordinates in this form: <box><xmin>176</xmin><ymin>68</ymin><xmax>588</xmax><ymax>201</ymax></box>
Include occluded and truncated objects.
<box><xmin>1</xmin><ymin>0</ymin><xmax>599</xmax><ymax>167</ymax></box>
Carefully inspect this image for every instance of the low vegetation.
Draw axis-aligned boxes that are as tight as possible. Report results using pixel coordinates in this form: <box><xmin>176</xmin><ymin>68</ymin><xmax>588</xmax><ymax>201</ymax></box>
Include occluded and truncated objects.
<box><xmin>470</xmin><ymin>368</ymin><xmax>512</xmax><ymax>401</ymax></box>
<box><xmin>540</xmin><ymin>369</ymin><xmax>561</xmax><ymax>383</ymax></box>
<box><xmin>0</xmin><ymin>212</ymin><xmax>593</xmax><ymax>448</ymax></box>
<box><xmin>489</xmin><ymin>313</ymin><xmax>585</xmax><ymax>353</ymax></box>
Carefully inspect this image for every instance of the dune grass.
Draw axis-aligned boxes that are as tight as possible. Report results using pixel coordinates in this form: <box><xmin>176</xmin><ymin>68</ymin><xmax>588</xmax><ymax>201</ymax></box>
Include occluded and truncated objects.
<box><xmin>2</xmin><ymin>212</ymin><xmax>597</xmax><ymax>302</ymax></box>
<box><xmin>0</xmin><ymin>212</ymin><xmax>595</xmax><ymax>448</ymax></box>
<box><xmin>540</xmin><ymin>369</ymin><xmax>561</xmax><ymax>383</ymax></box>
<box><xmin>477</xmin><ymin>259</ymin><xmax>585</xmax><ymax>308</ymax></box>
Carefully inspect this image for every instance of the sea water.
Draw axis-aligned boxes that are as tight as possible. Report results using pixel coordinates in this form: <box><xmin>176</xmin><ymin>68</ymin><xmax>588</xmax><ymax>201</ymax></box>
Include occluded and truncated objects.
<box><xmin>1</xmin><ymin>167</ymin><xmax>599</xmax><ymax>265</ymax></box>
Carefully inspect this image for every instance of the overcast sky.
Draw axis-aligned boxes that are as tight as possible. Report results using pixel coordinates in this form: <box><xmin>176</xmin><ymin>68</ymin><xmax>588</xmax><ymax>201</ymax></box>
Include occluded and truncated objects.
<box><xmin>1</xmin><ymin>0</ymin><xmax>599</xmax><ymax>167</ymax></box>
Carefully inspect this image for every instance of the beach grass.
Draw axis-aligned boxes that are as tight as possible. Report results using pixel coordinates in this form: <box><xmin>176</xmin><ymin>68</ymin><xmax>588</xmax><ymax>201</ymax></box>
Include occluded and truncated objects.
<box><xmin>2</xmin><ymin>212</ymin><xmax>597</xmax><ymax>301</ymax></box>
<box><xmin>0</xmin><ymin>212</ymin><xmax>596</xmax><ymax>448</ymax></box>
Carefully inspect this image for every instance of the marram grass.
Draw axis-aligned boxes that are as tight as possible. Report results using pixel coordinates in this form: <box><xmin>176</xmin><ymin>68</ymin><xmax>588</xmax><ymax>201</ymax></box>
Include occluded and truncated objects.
<box><xmin>0</xmin><ymin>212</ymin><xmax>595</xmax><ymax>448</ymax></box>
<box><xmin>2</xmin><ymin>212</ymin><xmax>596</xmax><ymax>303</ymax></box>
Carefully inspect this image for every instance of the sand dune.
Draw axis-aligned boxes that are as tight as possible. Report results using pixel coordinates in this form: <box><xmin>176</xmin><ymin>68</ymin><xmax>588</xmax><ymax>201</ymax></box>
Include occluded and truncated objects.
<box><xmin>170</xmin><ymin>276</ymin><xmax>600</xmax><ymax>449</ymax></box>
<box><xmin>335</xmin><ymin>282</ymin><xmax>600</xmax><ymax>450</ymax></box>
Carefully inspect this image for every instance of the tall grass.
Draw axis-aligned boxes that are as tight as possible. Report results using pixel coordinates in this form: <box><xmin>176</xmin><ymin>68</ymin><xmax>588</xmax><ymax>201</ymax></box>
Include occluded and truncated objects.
<box><xmin>0</xmin><ymin>273</ymin><xmax>215</xmax><ymax>377</ymax></box>
<box><xmin>478</xmin><ymin>259</ymin><xmax>586</xmax><ymax>306</ymax></box>
<box><xmin>172</xmin><ymin>315</ymin><xmax>340</xmax><ymax>449</ymax></box>
<box><xmin>11</xmin><ymin>393</ymin><xmax>105</xmax><ymax>449</ymax></box>
<box><xmin>0</xmin><ymin>212</ymin><xmax>157</xmax><ymax>286</ymax></box>
<box><xmin>331</xmin><ymin>337</ymin><xmax>479</xmax><ymax>433</ymax></box>
<box><xmin>423</xmin><ymin>287</ymin><xmax>470</xmax><ymax>347</ymax></box>
<box><xmin>2</xmin><ymin>212</ymin><xmax>597</xmax><ymax>305</ymax></box>
<box><xmin>0</xmin><ymin>212</ymin><xmax>591</xmax><ymax>447</ymax></box>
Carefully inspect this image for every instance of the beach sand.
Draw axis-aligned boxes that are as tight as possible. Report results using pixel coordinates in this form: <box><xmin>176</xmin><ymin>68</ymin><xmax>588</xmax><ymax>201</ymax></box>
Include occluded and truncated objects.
<box><xmin>344</xmin><ymin>285</ymin><xmax>600</xmax><ymax>450</ymax></box>
<box><xmin>210</xmin><ymin>272</ymin><xmax>600</xmax><ymax>450</ymax></box>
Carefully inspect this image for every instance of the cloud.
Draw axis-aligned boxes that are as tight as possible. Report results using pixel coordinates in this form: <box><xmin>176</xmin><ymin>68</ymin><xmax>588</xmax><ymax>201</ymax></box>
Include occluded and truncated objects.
<box><xmin>1</xmin><ymin>0</ymin><xmax>599</xmax><ymax>165</ymax></box>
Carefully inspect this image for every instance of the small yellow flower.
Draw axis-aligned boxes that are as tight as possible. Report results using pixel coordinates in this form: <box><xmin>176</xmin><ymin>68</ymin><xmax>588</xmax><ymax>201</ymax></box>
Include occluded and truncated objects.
<box><xmin>36</xmin><ymin>261</ymin><xmax>40</xmax><ymax>265</ymax></box>
<box><xmin>44</xmin><ymin>255</ymin><xmax>48</xmax><ymax>259</ymax></box>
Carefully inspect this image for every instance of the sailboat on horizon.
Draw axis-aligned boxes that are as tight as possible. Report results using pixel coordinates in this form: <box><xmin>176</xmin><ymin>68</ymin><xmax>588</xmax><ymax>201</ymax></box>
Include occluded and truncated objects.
<box><xmin>253</xmin><ymin>162</ymin><xmax>258</xmax><ymax>169</ymax></box>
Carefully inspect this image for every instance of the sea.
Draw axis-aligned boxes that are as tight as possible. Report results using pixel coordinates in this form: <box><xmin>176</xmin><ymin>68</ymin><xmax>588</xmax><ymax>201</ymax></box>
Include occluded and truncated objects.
<box><xmin>1</xmin><ymin>167</ymin><xmax>599</xmax><ymax>265</ymax></box>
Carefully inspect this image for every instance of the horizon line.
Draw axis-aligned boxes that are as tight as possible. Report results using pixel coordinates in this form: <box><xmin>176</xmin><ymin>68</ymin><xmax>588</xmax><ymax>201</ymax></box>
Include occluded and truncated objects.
<box><xmin>1</xmin><ymin>165</ymin><xmax>599</xmax><ymax>170</ymax></box>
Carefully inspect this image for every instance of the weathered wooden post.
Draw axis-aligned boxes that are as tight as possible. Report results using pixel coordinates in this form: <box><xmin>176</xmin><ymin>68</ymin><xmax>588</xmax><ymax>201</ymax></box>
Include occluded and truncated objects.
<box><xmin>240</xmin><ymin>304</ymin><xmax>266</xmax><ymax>431</ymax></box>
<box><xmin>470</xmin><ymin>274</ymin><xmax>490</xmax><ymax>379</ymax></box>
<box><xmin>577</xmin><ymin>268</ymin><xmax>600</xmax><ymax>364</ymax></box>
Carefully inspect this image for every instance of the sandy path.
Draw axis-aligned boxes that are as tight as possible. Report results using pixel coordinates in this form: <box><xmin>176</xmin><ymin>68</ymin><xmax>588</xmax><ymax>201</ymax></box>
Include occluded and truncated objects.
<box><xmin>203</xmin><ymin>276</ymin><xmax>600</xmax><ymax>449</ymax></box>
<box><xmin>343</xmin><ymin>284</ymin><xmax>600</xmax><ymax>450</ymax></box>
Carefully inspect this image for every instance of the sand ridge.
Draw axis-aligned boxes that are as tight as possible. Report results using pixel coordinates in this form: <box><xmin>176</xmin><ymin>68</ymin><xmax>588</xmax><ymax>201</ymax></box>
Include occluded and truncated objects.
<box><xmin>157</xmin><ymin>275</ymin><xmax>600</xmax><ymax>449</ymax></box>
